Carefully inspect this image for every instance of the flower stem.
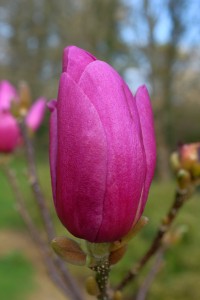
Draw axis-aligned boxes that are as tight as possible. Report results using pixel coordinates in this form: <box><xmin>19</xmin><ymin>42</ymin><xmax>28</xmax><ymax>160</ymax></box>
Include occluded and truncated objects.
<box><xmin>19</xmin><ymin>120</ymin><xmax>55</xmax><ymax>241</ymax></box>
<box><xmin>92</xmin><ymin>260</ymin><xmax>110</xmax><ymax>300</ymax></box>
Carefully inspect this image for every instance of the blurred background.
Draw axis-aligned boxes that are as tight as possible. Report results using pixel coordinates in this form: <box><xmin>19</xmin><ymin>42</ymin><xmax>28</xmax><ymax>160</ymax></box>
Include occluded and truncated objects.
<box><xmin>0</xmin><ymin>0</ymin><xmax>200</xmax><ymax>299</ymax></box>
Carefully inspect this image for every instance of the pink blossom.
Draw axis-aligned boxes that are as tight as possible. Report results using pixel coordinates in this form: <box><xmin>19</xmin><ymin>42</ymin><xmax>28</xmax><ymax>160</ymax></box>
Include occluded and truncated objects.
<box><xmin>0</xmin><ymin>80</ymin><xmax>18</xmax><ymax>112</ymax></box>
<box><xmin>49</xmin><ymin>46</ymin><xmax>156</xmax><ymax>243</ymax></box>
<box><xmin>0</xmin><ymin>112</ymin><xmax>21</xmax><ymax>153</ymax></box>
<box><xmin>26</xmin><ymin>97</ymin><xmax>46</xmax><ymax>131</ymax></box>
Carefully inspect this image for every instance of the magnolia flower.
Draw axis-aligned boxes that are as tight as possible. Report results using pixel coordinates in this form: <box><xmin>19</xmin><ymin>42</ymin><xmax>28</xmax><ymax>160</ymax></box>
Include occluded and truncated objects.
<box><xmin>0</xmin><ymin>80</ymin><xmax>46</xmax><ymax>130</ymax></box>
<box><xmin>49</xmin><ymin>46</ymin><xmax>156</xmax><ymax>243</ymax></box>
<box><xmin>0</xmin><ymin>80</ymin><xmax>46</xmax><ymax>153</ymax></box>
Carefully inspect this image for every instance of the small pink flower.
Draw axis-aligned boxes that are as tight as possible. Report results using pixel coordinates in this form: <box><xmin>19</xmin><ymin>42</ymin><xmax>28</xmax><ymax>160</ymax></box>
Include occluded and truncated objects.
<box><xmin>49</xmin><ymin>46</ymin><xmax>156</xmax><ymax>243</ymax></box>
<box><xmin>0</xmin><ymin>80</ymin><xmax>18</xmax><ymax>112</ymax></box>
<box><xmin>0</xmin><ymin>112</ymin><xmax>21</xmax><ymax>153</ymax></box>
<box><xmin>26</xmin><ymin>97</ymin><xmax>46</xmax><ymax>131</ymax></box>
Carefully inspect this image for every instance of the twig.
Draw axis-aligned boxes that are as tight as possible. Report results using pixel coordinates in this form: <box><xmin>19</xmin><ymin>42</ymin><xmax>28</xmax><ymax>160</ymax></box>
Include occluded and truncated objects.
<box><xmin>135</xmin><ymin>248</ymin><xmax>164</xmax><ymax>300</ymax></box>
<box><xmin>116</xmin><ymin>188</ymin><xmax>190</xmax><ymax>291</ymax></box>
<box><xmin>19</xmin><ymin>120</ymin><xmax>55</xmax><ymax>241</ymax></box>
<box><xmin>2</xmin><ymin>166</ymin><xmax>74</xmax><ymax>298</ymax></box>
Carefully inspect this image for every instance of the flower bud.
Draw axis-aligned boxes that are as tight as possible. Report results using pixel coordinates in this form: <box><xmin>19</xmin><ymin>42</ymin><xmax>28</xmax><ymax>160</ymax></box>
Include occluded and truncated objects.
<box><xmin>18</xmin><ymin>81</ymin><xmax>32</xmax><ymax>115</ymax></box>
<box><xmin>179</xmin><ymin>143</ymin><xmax>200</xmax><ymax>178</ymax></box>
<box><xmin>171</xmin><ymin>143</ymin><xmax>200</xmax><ymax>181</ymax></box>
<box><xmin>49</xmin><ymin>46</ymin><xmax>156</xmax><ymax>243</ymax></box>
<box><xmin>85</xmin><ymin>276</ymin><xmax>99</xmax><ymax>296</ymax></box>
<box><xmin>0</xmin><ymin>112</ymin><xmax>21</xmax><ymax>153</ymax></box>
<box><xmin>113</xmin><ymin>291</ymin><xmax>123</xmax><ymax>300</ymax></box>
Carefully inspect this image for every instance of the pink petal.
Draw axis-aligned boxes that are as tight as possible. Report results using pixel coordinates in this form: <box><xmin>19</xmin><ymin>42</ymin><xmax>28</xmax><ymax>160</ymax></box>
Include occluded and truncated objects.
<box><xmin>49</xmin><ymin>100</ymin><xmax>58</xmax><ymax>203</ymax></box>
<box><xmin>0</xmin><ymin>112</ymin><xmax>21</xmax><ymax>153</ymax></box>
<box><xmin>0</xmin><ymin>80</ymin><xmax>18</xmax><ymax>111</ymax></box>
<box><xmin>79</xmin><ymin>61</ymin><xmax>147</xmax><ymax>241</ymax></box>
<box><xmin>47</xmin><ymin>99</ymin><xmax>57</xmax><ymax>112</ymax></box>
<box><xmin>135</xmin><ymin>86</ymin><xmax>156</xmax><ymax>214</ymax></box>
<box><xmin>26</xmin><ymin>97</ymin><xmax>46</xmax><ymax>131</ymax></box>
<box><xmin>62</xmin><ymin>46</ymin><xmax>96</xmax><ymax>83</ymax></box>
<box><xmin>56</xmin><ymin>73</ymin><xmax>108</xmax><ymax>242</ymax></box>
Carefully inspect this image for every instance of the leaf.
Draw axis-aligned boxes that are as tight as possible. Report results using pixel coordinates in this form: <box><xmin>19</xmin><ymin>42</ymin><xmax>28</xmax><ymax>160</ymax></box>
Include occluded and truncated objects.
<box><xmin>51</xmin><ymin>236</ymin><xmax>86</xmax><ymax>266</ymax></box>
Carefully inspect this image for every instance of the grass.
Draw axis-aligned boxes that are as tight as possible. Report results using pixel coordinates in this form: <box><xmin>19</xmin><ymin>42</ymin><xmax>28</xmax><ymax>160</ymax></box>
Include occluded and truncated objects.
<box><xmin>0</xmin><ymin>153</ymin><xmax>200</xmax><ymax>299</ymax></box>
<box><xmin>0</xmin><ymin>252</ymin><xmax>34</xmax><ymax>300</ymax></box>
<box><xmin>111</xmin><ymin>183</ymin><xmax>200</xmax><ymax>299</ymax></box>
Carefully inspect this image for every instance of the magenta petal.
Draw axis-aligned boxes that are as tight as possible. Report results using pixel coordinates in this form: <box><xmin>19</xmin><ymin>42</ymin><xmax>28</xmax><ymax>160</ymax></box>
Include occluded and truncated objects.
<box><xmin>26</xmin><ymin>97</ymin><xmax>46</xmax><ymax>131</ymax></box>
<box><xmin>62</xmin><ymin>46</ymin><xmax>96</xmax><ymax>82</ymax></box>
<box><xmin>135</xmin><ymin>86</ymin><xmax>156</xmax><ymax>213</ymax></box>
<box><xmin>49</xmin><ymin>46</ymin><xmax>156</xmax><ymax>243</ymax></box>
<box><xmin>49</xmin><ymin>101</ymin><xmax>58</xmax><ymax>204</ymax></box>
<box><xmin>47</xmin><ymin>99</ymin><xmax>57</xmax><ymax>112</ymax></box>
<box><xmin>0</xmin><ymin>80</ymin><xmax>18</xmax><ymax>111</ymax></box>
<box><xmin>56</xmin><ymin>73</ymin><xmax>108</xmax><ymax>242</ymax></box>
<box><xmin>0</xmin><ymin>112</ymin><xmax>21</xmax><ymax>153</ymax></box>
<box><xmin>79</xmin><ymin>61</ymin><xmax>147</xmax><ymax>241</ymax></box>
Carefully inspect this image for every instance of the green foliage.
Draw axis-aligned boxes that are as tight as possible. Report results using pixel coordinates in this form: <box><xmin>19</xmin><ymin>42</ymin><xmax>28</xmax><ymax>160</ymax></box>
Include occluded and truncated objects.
<box><xmin>110</xmin><ymin>182</ymin><xmax>200</xmax><ymax>299</ymax></box>
<box><xmin>0</xmin><ymin>165</ymin><xmax>24</xmax><ymax>229</ymax></box>
<box><xmin>0</xmin><ymin>159</ymin><xmax>200</xmax><ymax>299</ymax></box>
<box><xmin>0</xmin><ymin>252</ymin><xmax>34</xmax><ymax>300</ymax></box>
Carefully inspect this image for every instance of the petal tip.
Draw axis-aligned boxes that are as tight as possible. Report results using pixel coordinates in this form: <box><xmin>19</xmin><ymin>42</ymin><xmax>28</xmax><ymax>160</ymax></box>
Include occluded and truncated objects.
<box><xmin>136</xmin><ymin>85</ymin><xmax>149</xmax><ymax>97</ymax></box>
<box><xmin>47</xmin><ymin>99</ymin><xmax>57</xmax><ymax>112</ymax></box>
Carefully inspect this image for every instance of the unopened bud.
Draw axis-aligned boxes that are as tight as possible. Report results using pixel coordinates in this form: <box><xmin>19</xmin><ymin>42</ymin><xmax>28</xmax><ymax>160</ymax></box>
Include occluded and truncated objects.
<box><xmin>163</xmin><ymin>225</ymin><xmax>188</xmax><ymax>246</ymax></box>
<box><xmin>113</xmin><ymin>290</ymin><xmax>123</xmax><ymax>300</ymax></box>
<box><xmin>171</xmin><ymin>143</ymin><xmax>200</xmax><ymax>189</ymax></box>
<box><xmin>18</xmin><ymin>81</ymin><xmax>31</xmax><ymax>115</ymax></box>
<box><xmin>179</xmin><ymin>143</ymin><xmax>200</xmax><ymax>179</ymax></box>
<box><xmin>170</xmin><ymin>152</ymin><xmax>181</xmax><ymax>172</ymax></box>
<box><xmin>85</xmin><ymin>276</ymin><xmax>99</xmax><ymax>296</ymax></box>
<box><xmin>177</xmin><ymin>169</ymin><xmax>191</xmax><ymax>190</ymax></box>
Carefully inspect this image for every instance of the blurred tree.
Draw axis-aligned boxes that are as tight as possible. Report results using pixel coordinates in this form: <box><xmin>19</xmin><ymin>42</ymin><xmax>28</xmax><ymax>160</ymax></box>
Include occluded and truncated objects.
<box><xmin>126</xmin><ymin>0</ymin><xmax>200</xmax><ymax>180</ymax></box>
<box><xmin>0</xmin><ymin>0</ymin><xmax>200</xmax><ymax>174</ymax></box>
<box><xmin>0</xmin><ymin>0</ymin><xmax>129</xmax><ymax>151</ymax></box>
<box><xmin>144</xmin><ymin>0</ymin><xmax>188</xmax><ymax>180</ymax></box>
<box><xmin>76</xmin><ymin>0</ymin><xmax>127</xmax><ymax>62</ymax></box>
<box><xmin>0</xmin><ymin>0</ymin><xmax>128</xmax><ymax>99</ymax></box>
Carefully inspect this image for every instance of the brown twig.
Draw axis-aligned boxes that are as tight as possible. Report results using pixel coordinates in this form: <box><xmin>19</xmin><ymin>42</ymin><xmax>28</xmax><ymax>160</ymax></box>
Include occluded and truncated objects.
<box><xmin>116</xmin><ymin>188</ymin><xmax>190</xmax><ymax>291</ymax></box>
<box><xmin>135</xmin><ymin>248</ymin><xmax>164</xmax><ymax>300</ymax></box>
<box><xmin>19</xmin><ymin>120</ymin><xmax>84</xmax><ymax>300</ymax></box>
<box><xmin>19</xmin><ymin>120</ymin><xmax>55</xmax><ymax>241</ymax></box>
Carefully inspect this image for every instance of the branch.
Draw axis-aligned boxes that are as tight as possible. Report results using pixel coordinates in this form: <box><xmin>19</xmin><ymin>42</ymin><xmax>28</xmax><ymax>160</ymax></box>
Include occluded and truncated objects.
<box><xmin>2</xmin><ymin>166</ymin><xmax>74</xmax><ymax>298</ymax></box>
<box><xmin>19</xmin><ymin>120</ymin><xmax>55</xmax><ymax>241</ymax></box>
<box><xmin>135</xmin><ymin>248</ymin><xmax>164</xmax><ymax>300</ymax></box>
<box><xmin>116</xmin><ymin>188</ymin><xmax>190</xmax><ymax>291</ymax></box>
<box><xmin>18</xmin><ymin>121</ymin><xmax>84</xmax><ymax>300</ymax></box>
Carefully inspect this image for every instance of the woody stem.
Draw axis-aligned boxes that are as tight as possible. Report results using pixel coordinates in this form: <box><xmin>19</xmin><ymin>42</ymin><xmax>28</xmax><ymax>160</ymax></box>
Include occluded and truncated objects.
<box><xmin>92</xmin><ymin>260</ymin><xmax>110</xmax><ymax>300</ymax></box>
